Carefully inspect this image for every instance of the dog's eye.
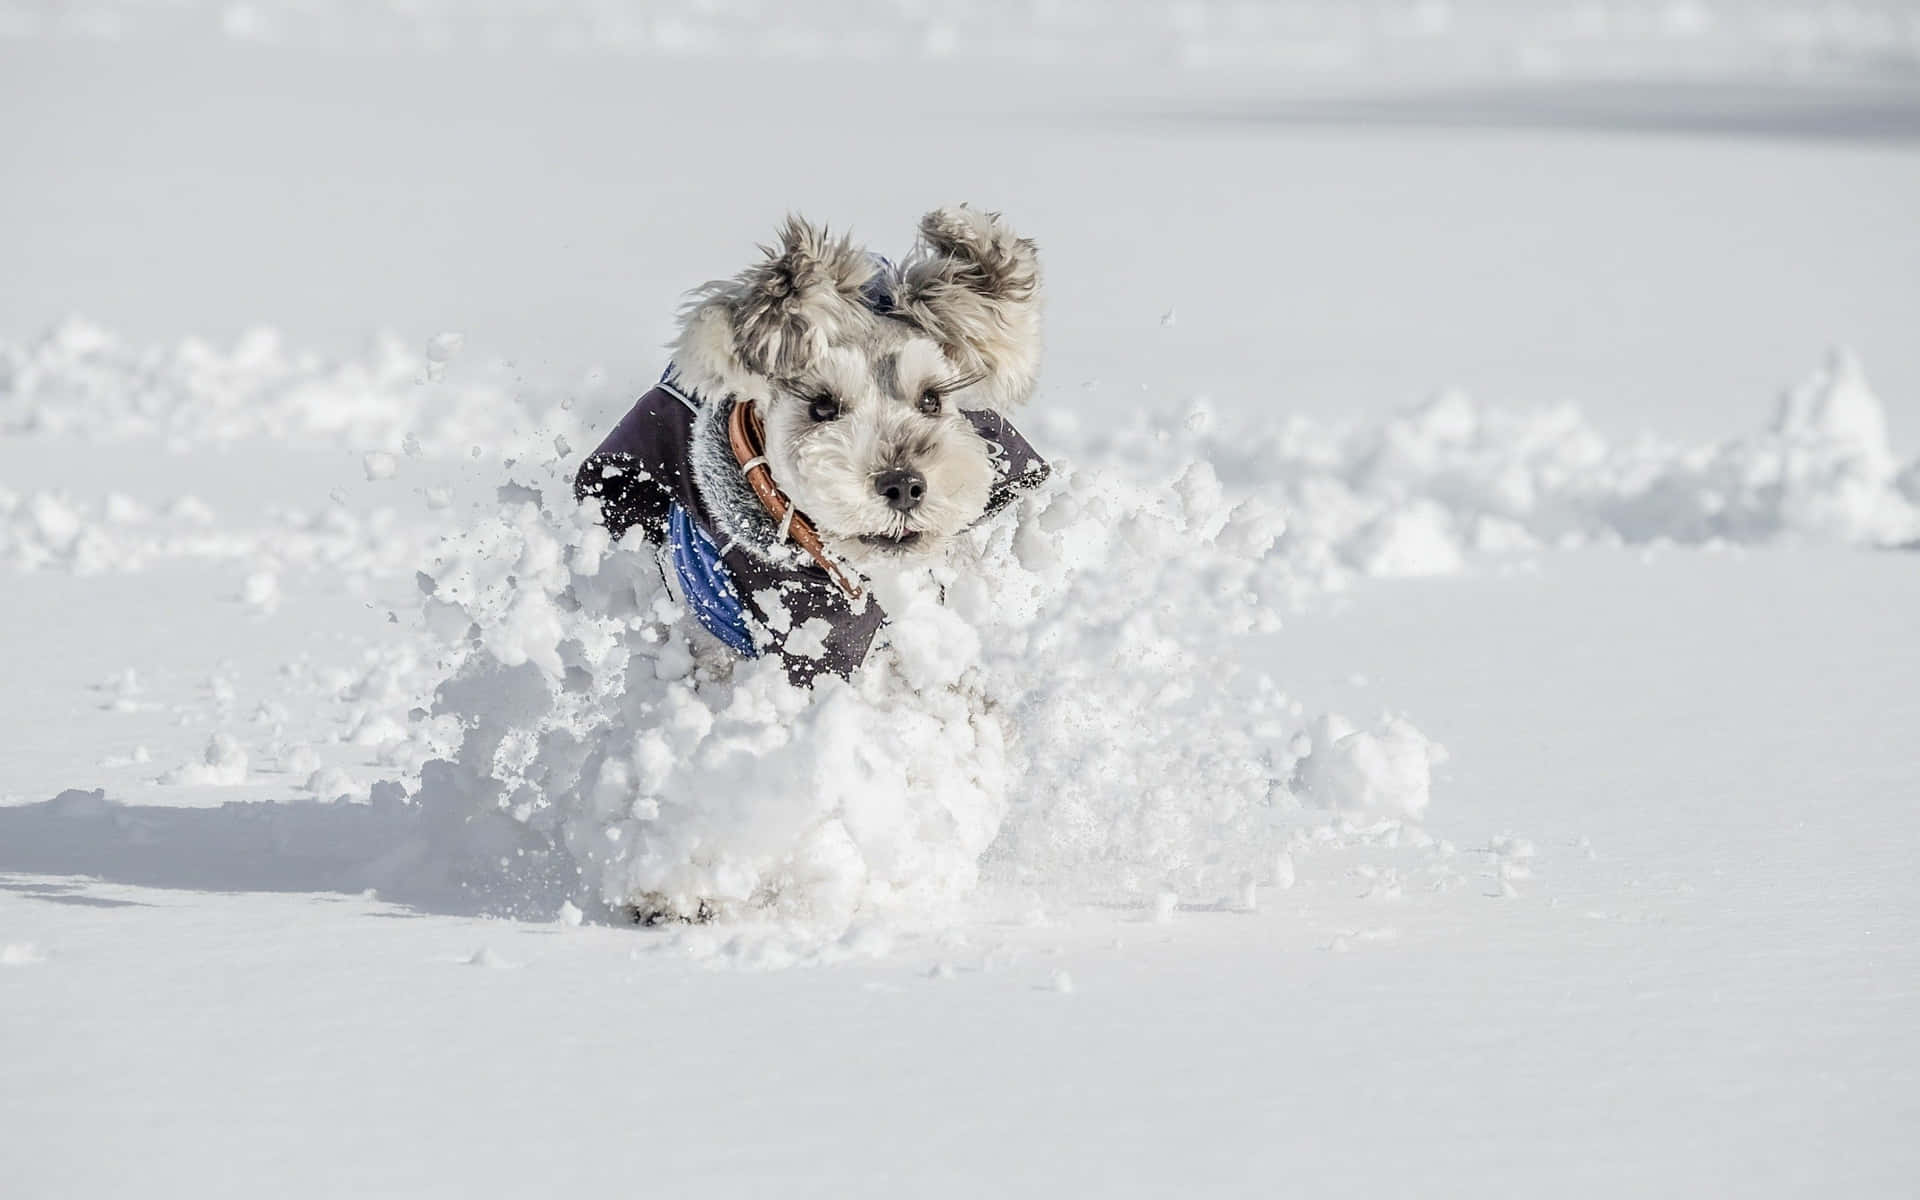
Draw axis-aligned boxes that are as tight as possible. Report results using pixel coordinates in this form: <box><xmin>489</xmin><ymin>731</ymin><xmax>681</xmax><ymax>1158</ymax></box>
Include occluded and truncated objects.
<box><xmin>808</xmin><ymin>394</ymin><xmax>841</xmax><ymax>422</ymax></box>
<box><xmin>917</xmin><ymin>391</ymin><xmax>942</xmax><ymax>416</ymax></box>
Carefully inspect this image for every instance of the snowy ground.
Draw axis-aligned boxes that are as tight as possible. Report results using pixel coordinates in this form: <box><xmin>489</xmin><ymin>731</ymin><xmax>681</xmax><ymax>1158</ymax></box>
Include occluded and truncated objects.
<box><xmin>4</xmin><ymin>6</ymin><xmax>1920</xmax><ymax>1197</ymax></box>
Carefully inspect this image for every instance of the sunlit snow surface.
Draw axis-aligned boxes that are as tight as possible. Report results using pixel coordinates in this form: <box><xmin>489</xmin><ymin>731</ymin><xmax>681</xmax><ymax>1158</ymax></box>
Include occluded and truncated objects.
<box><xmin>5</xmin><ymin>320</ymin><xmax>1911</xmax><ymax>941</ymax></box>
<box><xmin>3</xmin><ymin>6</ymin><xmax>1920</xmax><ymax>1197</ymax></box>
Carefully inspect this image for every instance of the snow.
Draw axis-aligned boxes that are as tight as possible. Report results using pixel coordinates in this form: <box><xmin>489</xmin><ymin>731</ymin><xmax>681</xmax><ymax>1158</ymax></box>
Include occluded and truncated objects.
<box><xmin>361</xmin><ymin>449</ymin><xmax>398</xmax><ymax>481</ymax></box>
<box><xmin>4</xmin><ymin>5</ymin><xmax>1920</xmax><ymax>1197</ymax></box>
<box><xmin>1293</xmin><ymin>713</ymin><xmax>1449</xmax><ymax>817</ymax></box>
<box><xmin>0</xmin><ymin>942</ymin><xmax>48</xmax><ymax>966</ymax></box>
<box><xmin>156</xmin><ymin>732</ymin><xmax>250</xmax><ymax>787</ymax></box>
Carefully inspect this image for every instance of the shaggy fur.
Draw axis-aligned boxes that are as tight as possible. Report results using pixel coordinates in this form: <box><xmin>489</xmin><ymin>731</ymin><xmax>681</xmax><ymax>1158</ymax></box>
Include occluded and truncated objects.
<box><xmin>893</xmin><ymin>207</ymin><xmax>1044</xmax><ymax>412</ymax></box>
<box><xmin>683</xmin><ymin>384</ymin><xmax>812</xmax><ymax>567</ymax></box>
<box><xmin>671</xmin><ymin>207</ymin><xmax>1045</xmax><ymax>565</ymax></box>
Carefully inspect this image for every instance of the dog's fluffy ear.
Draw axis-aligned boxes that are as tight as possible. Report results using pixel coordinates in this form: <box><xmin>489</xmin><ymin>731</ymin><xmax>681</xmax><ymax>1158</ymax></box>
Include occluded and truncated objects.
<box><xmin>674</xmin><ymin>215</ymin><xmax>875</xmax><ymax>399</ymax></box>
<box><xmin>731</xmin><ymin>215</ymin><xmax>876</xmax><ymax>374</ymax></box>
<box><xmin>894</xmin><ymin>206</ymin><xmax>1042</xmax><ymax>410</ymax></box>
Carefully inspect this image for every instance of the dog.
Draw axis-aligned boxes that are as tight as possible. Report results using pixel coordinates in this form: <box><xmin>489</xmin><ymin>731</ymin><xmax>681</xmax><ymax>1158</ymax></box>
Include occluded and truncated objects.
<box><xmin>575</xmin><ymin>207</ymin><xmax>1050</xmax><ymax>685</ymax></box>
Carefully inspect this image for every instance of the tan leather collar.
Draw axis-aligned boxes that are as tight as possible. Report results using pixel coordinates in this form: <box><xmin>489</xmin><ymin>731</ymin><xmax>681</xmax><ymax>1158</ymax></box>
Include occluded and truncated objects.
<box><xmin>727</xmin><ymin>399</ymin><xmax>862</xmax><ymax>599</ymax></box>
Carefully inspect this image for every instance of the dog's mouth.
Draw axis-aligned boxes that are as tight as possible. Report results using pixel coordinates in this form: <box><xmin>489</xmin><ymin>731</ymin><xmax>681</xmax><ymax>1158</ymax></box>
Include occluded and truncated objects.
<box><xmin>855</xmin><ymin>530</ymin><xmax>925</xmax><ymax>551</ymax></box>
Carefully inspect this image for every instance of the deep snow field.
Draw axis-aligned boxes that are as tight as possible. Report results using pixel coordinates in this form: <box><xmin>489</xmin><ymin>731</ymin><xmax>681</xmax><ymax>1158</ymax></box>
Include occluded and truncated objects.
<box><xmin>5</xmin><ymin>5</ymin><xmax>1920</xmax><ymax>1197</ymax></box>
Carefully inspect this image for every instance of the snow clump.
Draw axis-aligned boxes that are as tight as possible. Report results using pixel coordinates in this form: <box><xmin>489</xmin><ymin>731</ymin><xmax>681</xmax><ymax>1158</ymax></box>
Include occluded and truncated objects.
<box><xmin>158</xmin><ymin>733</ymin><xmax>249</xmax><ymax>786</ymax></box>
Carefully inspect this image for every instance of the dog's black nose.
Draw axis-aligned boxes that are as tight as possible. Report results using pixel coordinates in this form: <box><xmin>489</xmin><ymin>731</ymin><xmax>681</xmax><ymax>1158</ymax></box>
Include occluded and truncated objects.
<box><xmin>874</xmin><ymin>468</ymin><xmax>926</xmax><ymax>513</ymax></box>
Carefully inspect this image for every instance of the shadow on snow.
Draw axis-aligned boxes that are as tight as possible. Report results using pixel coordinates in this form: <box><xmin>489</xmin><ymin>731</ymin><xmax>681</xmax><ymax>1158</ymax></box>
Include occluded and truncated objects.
<box><xmin>0</xmin><ymin>786</ymin><xmax>570</xmax><ymax>920</ymax></box>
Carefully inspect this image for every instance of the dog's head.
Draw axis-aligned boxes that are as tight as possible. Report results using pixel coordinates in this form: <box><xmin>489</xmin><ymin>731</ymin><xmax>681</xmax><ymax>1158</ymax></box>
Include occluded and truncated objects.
<box><xmin>673</xmin><ymin>209</ymin><xmax>1041</xmax><ymax>563</ymax></box>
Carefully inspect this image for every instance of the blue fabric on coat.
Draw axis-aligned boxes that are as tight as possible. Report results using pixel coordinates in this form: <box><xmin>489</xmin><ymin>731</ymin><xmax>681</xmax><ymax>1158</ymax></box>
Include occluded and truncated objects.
<box><xmin>666</xmin><ymin>502</ymin><xmax>758</xmax><ymax>657</ymax></box>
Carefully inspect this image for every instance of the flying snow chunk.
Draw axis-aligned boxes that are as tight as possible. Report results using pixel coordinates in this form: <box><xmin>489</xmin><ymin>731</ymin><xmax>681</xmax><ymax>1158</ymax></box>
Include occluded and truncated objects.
<box><xmin>424</xmin><ymin>332</ymin><xmax>465</xmax><ymax>381</ymax></box>
<box><xmin>1273</xmin><ymin>851</ymin><xmax>1297</xmax><ymax>890</ymax></box>
<box><xmin>1293</xmin><ymin>713</ymin><xmax>1446</xmax><ymax>818</ymax></box>
<box><xmin>239</xmin><ymin>570</ymin><xmax>280</xmax><ymax>613</ymax></box>
<box><xmin>1773</xmin><ymin>346</ymin><xmax>1896</xmax><ymax>478</ymax></box>
<box><xmin>1348</xmin><ymin>502</ymin><xmax>1465</xmax><ymax>578</ymax></box>
<box><xmin>784</xmin><ymin>617</ymin><xmax>834</xmax><ymax>660</ymax></box>
<box><xmin>168</xmin><ymin>495</ymin><xmax>216</xmax><ymax>525</ymax></box>
<box><xmin>104</xmin><ymin>493</ymin><xmax>149</xmax><ymax>525</ymax></box>
<box><xmin>427</xmin><ymin>332</ymin><xmax>465</xmax><ymax>364</ymax></box>
<box><xmin>363</xmin><ymin>451</ymin><xmax>398</xmax><ymax>481</ymax></box>
<box><xmin>27</xmin><ymin>494</ymin><xmax>82</xmax><ymax>551</ymax></box>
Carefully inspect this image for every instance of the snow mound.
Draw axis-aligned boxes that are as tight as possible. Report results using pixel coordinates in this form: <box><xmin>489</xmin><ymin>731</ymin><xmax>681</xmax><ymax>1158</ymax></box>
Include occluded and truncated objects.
<box><xmin>406</xmin><ymin>453</ymin><xmax>1439</xmax><ymax>929</ymax></box>
<box><xmin>0</xmin><ymin>318</ymin><xmax>577</xmax><ymax>459</ymax></box>
<box><xmin>1080</xmin><ymin>348</ymin><xmax>1919</xmax><ymax>594</ymax></box>
<box><xmin>158</xmin><ymin>733</ymin><xmax>249</xmax><ymax>787</ymax></box>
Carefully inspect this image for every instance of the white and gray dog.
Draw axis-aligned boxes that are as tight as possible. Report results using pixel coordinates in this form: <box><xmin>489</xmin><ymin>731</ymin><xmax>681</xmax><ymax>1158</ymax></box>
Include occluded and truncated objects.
<box><xmin>576</xmin><ymin>207</ymin><xmax>1050</xmax><ymax>684</ymax></box>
